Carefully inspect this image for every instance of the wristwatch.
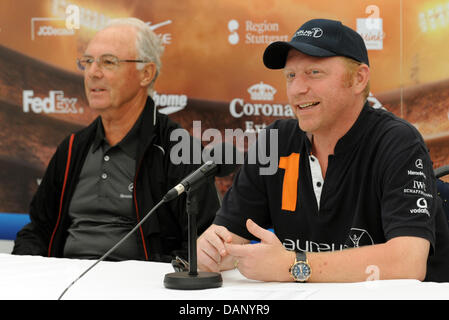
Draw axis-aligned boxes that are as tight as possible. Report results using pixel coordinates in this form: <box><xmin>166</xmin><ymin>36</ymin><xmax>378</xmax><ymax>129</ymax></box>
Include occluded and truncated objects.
<box><xmin>289</xmin><ymin>251</ymin><xmax>311</xmax><ymax>282</ymax></box>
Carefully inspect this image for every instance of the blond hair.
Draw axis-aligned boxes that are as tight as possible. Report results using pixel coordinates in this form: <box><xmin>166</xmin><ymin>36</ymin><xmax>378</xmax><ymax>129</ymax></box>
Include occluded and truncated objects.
<box><xmin>340</xmin><ymin>56</ymin><xmax>370</xmax><ymax>101</ymax></box>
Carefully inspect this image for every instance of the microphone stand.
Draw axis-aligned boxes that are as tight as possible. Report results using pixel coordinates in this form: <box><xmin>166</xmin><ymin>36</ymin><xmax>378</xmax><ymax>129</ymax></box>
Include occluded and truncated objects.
<box><xmin>163</xmin><ymin>188</ymin><xmax>222</xmax><ymax>290</ymax></box>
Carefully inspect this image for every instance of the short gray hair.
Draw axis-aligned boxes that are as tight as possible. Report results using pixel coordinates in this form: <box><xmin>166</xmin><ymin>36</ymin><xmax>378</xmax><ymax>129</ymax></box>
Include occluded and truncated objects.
<box><xmin>105</xmin><ymin>17</ymin><xmax>164</xmax><ymax>96</ymax></box>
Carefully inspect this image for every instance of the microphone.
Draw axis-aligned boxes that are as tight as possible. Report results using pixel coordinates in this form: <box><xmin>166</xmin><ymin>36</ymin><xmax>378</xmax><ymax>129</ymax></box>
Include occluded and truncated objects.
<box><xmin>58</xmin><ymin>198</ymin><xmax>165</xmax><ymax>300</ymax></box>
<box><xmin>57</xmin><ymin>144</ymin><xmax>239</xmax><ymax>298</ymax></box>
<box><xmin>163</xmin><ymin>161</ymin><xmax>217</xmax><ymax>202</ymax></box>
<box><xmin>163</xmin><ymin>142</ymin><xmax>240</xmax><ymax>202</ymax></box>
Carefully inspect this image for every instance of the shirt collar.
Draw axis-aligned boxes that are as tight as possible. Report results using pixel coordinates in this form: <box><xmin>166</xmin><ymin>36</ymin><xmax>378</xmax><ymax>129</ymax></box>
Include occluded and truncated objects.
<box><xmin>91</xmin><ymin>110</ymin><xmax>144</xmax><ymax>160</ymax></box>
<box><xmin>91</xmin><ymin>120</ymin><xmax>105</xmax><ymax>153</ymax></box>
<box><xmin>304</xmin><ymin>101</ymin><xmax>372</xmax><ymax>155</ymax></box>
<box><xmin>333</xmin><ymin>101</ymin><xmax>371</xmax><ymax>154</ymax></box>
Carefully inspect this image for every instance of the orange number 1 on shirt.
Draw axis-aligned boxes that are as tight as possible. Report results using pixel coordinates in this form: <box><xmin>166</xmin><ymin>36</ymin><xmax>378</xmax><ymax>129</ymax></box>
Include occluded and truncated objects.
<box><xmin>279</xmin><ymin>153</ymin><xmax>300</xmax><ymax>212</ymax></box>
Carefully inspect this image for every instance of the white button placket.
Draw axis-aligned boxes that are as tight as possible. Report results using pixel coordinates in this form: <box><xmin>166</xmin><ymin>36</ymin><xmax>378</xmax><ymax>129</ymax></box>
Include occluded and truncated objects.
<box><xmin>309</xmin><ymin>155</ymin><xmax>324</xmax><ymax>210</ymax></box>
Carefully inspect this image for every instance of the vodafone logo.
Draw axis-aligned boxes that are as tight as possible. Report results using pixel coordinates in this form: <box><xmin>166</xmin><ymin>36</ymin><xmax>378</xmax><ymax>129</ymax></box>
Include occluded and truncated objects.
<box><xmin>417</xmin><ymin>197</ymin><xmax>428</xmax><ymax>209</ymax></box>
<box><xmin>410</xmin><ymin>197</ymin><xmax>430</xmax><ymax>217</ymax></box>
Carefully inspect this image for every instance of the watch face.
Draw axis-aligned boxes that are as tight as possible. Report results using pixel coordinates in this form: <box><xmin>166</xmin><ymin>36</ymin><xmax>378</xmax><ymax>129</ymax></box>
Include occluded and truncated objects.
<box><xmin>292</xmin><ymin>262</ymin><xmax>311</xmax><ymax>281</ymax></box>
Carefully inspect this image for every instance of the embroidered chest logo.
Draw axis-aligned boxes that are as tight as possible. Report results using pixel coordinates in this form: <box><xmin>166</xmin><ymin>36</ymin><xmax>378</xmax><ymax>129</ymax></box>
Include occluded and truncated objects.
<box><xmin>347</xmin><ymin>228</ymin><xmax>374</xmax><ymax>248</ymax></box>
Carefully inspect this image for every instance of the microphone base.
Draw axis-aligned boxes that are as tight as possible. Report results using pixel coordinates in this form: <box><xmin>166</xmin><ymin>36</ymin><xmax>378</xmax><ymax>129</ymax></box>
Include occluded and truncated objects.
<box><xmin>164</xmin><ymin>271</ymin><xmax>223</xmax><ymax>290</ymax></box>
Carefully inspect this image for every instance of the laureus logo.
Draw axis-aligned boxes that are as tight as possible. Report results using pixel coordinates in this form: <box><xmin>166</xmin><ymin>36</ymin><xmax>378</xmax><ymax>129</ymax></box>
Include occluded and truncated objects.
<box><xmin>294</xmin><ymin>27</ymin><xmax>323</xmax><ymax>39</ymax></box>
<box><xmin>347</xmin><ymin>228</ymin><xmax>374</xmax><ymax>248</ymax></box>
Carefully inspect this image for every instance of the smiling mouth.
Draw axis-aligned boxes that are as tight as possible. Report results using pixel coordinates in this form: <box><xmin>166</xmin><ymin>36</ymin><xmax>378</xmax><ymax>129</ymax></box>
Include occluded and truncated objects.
<box><xmin>91</xmin><ymin>88</ymin><xmax>106</xmax><ymax>93</ymax></box>
<box><xmin>297</xmin><ymin>101</ymin><xmax>320</xmax><ymax>110</ymax></box>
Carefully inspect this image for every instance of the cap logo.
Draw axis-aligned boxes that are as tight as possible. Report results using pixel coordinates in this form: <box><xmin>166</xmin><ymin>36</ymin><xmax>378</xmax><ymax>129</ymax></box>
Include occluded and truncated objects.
<box><xmin>294</xmin><ymin>27</ymin><xmax>323</xmax><ymax>39</ymax></box>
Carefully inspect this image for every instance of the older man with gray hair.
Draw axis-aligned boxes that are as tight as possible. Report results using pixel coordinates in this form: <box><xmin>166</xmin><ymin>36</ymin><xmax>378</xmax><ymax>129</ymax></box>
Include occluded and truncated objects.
<box><xmin>13</xmin><ymin>17</ymin><xmax>220</xmax><ymax>262</ymax></box>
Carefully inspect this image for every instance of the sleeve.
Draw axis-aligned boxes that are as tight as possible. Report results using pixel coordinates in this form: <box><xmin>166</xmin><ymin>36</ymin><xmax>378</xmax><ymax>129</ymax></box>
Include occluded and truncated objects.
<box><xmin>12</xmin><ymin>138</ymin><xmax>68</xmax><ymax>256</ymax></box>
<box><xmin>379</xmin><ymin>125</ymin><xmax>437</xmax><ymax>251</ymax></box>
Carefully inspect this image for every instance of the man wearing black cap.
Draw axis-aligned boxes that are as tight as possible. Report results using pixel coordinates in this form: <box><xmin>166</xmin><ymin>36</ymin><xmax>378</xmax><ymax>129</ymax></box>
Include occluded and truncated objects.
<box><xmin>197</xmin><ymin>19</ymin><xmax>449</xmax><ymax>283</ymax></box>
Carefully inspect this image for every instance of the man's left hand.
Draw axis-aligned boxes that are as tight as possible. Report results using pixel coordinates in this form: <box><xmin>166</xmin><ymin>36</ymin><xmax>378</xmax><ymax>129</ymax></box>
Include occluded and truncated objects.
<box><xmin>224</xmin><ymin>219</ymin><xmax>294</xmax><ymax>282</ymax></box>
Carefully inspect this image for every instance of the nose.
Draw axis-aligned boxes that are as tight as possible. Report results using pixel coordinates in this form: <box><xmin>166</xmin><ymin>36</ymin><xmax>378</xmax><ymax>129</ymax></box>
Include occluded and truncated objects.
<box><xmin>86</xmin><ymin>59</ymin><xmax>103</xmax><ymax>79</ymax></box>
<box><xmin>288</xmin><ymin>75</ymin><xmax>309</xmax><ymax>96</ymax></box>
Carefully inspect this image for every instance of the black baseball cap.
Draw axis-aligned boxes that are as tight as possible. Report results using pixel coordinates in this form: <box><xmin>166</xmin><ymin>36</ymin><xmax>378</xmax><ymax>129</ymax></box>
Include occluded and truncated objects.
<box><xmin>263</xmin><ymin>19</ymin><xmax>369</xmax><ymax>69</ymax></box>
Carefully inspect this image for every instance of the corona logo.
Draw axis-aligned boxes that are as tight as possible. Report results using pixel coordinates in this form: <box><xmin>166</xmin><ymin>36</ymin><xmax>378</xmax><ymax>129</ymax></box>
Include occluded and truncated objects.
<box><xmin>229</xmin><ymin>82</ymin><xmax>292</xmax><ymax>119</ymax></box>
<box><xmin>247</xmin><ymin>82</ymin><xmax>276</xmax><ymax>101</ymax></box>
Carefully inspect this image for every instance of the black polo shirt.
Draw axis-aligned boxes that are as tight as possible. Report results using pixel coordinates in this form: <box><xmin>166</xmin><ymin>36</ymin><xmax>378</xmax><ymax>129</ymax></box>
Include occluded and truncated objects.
<box><xmin>64</xmin><ymin>114</ymin><xmax>143</xmax><ymax>261</ymax></box>
<box><xmin>214</xmin><ymin>103</ymin><xmax>449</xmax><ymax>282</ymax></box>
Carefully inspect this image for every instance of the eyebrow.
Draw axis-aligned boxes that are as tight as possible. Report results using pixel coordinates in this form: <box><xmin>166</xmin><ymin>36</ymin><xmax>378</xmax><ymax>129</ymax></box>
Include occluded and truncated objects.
<box><xmin>82</xmin><ymin>53</ymin><xmax>116</xmax><ymax>57</ymax></box>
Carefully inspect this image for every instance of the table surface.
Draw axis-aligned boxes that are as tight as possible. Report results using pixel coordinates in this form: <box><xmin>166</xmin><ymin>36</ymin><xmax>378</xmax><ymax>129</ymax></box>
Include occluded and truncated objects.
<box><xmin>1</xmin><ymin>253</ymin><xmax>448</xmax><ymax>300</ymax></box>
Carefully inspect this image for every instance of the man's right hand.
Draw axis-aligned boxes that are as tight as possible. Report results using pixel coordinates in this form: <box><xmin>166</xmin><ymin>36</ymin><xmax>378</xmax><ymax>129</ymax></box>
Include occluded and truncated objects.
<box><xmin>197</xmin><ymin>224</ymin><xmax>249</xmax><ymax>272</ymax></box>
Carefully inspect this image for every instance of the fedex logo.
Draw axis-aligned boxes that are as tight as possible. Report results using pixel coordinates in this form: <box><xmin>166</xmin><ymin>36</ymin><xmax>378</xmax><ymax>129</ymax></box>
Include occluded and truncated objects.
<box><xmin>23</xmin><ymin>90</ymin><xmax>81</xmax><ymax>114</ymax></box>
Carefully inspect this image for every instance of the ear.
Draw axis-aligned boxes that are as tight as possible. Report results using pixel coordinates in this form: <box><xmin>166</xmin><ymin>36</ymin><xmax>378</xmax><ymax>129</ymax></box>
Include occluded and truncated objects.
<box><xmin>353</xmin><ymin>64</ymin><xmax>370</xmax><ymax>95</ymax></box>
<box><xmin>139</xmin><ymin>62</ymin><xmax>156</xmax><ymax>87</ymax></box>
